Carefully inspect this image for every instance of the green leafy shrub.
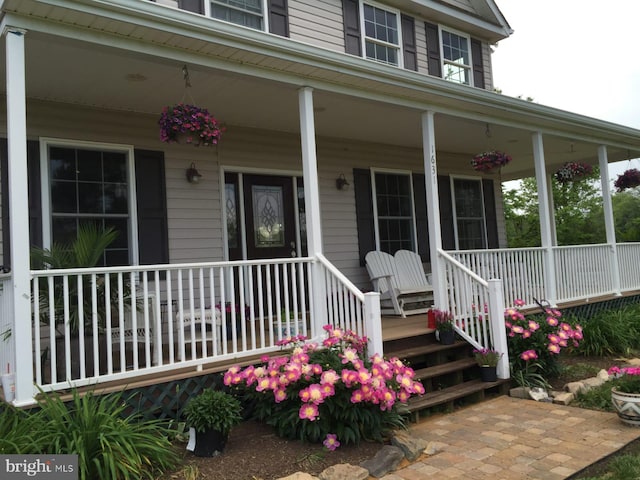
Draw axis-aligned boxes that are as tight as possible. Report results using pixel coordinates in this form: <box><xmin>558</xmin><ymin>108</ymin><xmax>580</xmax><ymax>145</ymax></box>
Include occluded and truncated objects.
<box><xmin>224</xmin><ymin>326</ymin><xmax>424</xmax><ymax>446</ymax></box>
<box><xmin>0</xmin><ymin>405</ymin><xmax>41</xmax><ymax>453</ymax></box>
<box><xmin>33</xmin><ymin>389</ymin><xmax>179</xmax><ymax>480</ymax></box>
<box><xmin>574</xmin><ymin>381</ymin><xmax>615</xmax><ymax>412</ymax></box>
<box><xmin>183</xmin><ymin>389</ymin><xmax>243</xmax><ymax>434</ymax></box>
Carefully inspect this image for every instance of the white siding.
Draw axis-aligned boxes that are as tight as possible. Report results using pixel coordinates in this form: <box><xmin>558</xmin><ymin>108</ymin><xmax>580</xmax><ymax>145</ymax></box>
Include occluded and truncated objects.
<box><xmin>288</xmin><ymin>0</ymin><xmax>345</xmax><ymax>53</ymax></box>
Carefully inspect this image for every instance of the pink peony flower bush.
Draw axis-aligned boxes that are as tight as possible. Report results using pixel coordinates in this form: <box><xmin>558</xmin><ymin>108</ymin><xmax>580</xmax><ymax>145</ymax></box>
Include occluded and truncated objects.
<box><xmin>505</xmin><ymin>299</ymin><xmax>583</xmax><ymax>380</ymax></box>
<box><xmin>224</xmin><ymin>326</ymin><xmax>424</xmax><ymax>446</ymax></box>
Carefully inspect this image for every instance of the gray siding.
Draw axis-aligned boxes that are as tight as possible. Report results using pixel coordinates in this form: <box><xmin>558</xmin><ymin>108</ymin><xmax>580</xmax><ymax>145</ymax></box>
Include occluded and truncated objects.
<box><xmin>1</xmin><ymin>101</ymin><xmax>507</xmax><ymax>290</ymax></box>
<box><xmin>288</xmin><ymin>0</ymin><xmax>345</xmax><ymax>52</ymax></box>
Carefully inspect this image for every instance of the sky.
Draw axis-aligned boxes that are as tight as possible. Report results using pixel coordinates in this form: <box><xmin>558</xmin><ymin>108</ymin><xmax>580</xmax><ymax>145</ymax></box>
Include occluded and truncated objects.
<box><xmin>491</xmin><ymin>0</ymin><xmax>640</xmax><ymax>180</ymax></box>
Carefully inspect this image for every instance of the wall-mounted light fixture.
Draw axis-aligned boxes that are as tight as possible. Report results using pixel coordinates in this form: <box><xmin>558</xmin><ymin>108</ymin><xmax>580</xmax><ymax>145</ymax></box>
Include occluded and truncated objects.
<box><xmin>186</xmin><ymin>162</ymin><xmax>202</xmax><ymax>183</ymax></box>
<box><xmin>335</xmin><ymin>173</ymin><xmax>350</xmax><ymax>190</ymax></box>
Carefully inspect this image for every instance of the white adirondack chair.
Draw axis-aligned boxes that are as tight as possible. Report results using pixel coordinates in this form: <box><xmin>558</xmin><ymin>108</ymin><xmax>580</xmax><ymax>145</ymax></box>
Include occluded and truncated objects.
<box><xmin>365</xmin><ymin>250</ymin><xmax>433</xmax><ymax>318</ymax></box>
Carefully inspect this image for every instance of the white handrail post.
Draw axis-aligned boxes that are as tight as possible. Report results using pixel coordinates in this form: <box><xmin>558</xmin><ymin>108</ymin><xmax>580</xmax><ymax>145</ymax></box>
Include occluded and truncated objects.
<box><xmin>487</xmin><ymin>279</ymin><xmax>509</xmax><ymax>379</ymax></box>
<box><xmin>363</xmin><ymin>292</ymin><xmax>382</xmax><ymax>356</ymax></box>
<box><xmin>5</xmin><ymin>26</ymin><xmax>34</xmax><ymax>405</ymax></box>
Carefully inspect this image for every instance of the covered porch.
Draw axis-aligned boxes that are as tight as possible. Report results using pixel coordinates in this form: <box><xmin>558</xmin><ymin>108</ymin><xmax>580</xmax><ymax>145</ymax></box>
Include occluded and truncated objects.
<box><xmin>2</xmin><ymin>0</ymin><xmax>640</xmax><ymax>405</ymax></box>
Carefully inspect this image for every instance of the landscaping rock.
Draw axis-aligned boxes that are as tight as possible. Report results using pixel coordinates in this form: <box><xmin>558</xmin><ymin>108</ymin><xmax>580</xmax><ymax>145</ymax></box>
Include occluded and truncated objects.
<box><xmin>565</xmin><ymin>381</ymin><xmax>586</xmax><ymax>394</ymax></box>
<box><xmin>391</xmin><ymin>431</ymin><xmax>427</xmax><ymax>461</ymax></box>
<box><xmin>583</xmin><ymin>377</ymin><xmax>606</xmax><ymax>388</ymax></box>
<box><xmin>553</xmin><ymin>392</ymin><xmax>575</xmax><ymax>405</ymax></box>
<box><xmin>598</xmin><ymin>369</ymin><xmax>610</xmax><ymax>381</ymax></box>
<box><xmin>510</xmin><ymin>386</ymin><xmax>531</xmax><ymax>399</ymax></box>
<box><xmin>319</xmin><ymin>464</ymin><xmax>369</xmax><ymax>480</ymax></box>
<box><xmin>360</xmin><ymin>445</ymin><xmax>405</xmax><ymax>478</ymax></box>
<box><xmin>529</xmin><ymin>387</ymin><xmax>550</xmax><ymax>401</ymax></box>
<box><xmin>379</xmin><ymin>475</ymin><xmax>404</xmax><ymax>480</ymax></box>
<box><xmin>277</xmin><ymin>473</ymin><xmax>319</xmax><ymax>480</ymax></box>
<box><xmin>424</xmin><ymin>441</ymin><xmax>444</xmax><ymax>456</ymax></box>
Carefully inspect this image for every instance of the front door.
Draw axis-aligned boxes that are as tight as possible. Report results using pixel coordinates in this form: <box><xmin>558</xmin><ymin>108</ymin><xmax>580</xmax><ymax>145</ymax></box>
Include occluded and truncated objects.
<box><xmin>243</xmin><ymin>174</ymin><xmax>297</xmax><ymax>260</ymax></box>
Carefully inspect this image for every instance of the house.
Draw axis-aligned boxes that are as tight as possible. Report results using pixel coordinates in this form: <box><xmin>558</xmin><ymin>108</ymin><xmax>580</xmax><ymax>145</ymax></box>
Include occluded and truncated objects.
<box><xmin>1</xmin><ymin>0</ymin><xmax>639</xmax><ymax>406</ymax></box>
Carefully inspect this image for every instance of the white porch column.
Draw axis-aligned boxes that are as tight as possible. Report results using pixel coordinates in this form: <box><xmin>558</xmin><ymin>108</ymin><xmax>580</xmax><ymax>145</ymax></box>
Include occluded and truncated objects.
<box><xmin>546</xmin><ymin>174</ymin><xmax>558</xmax><ymax>246</ymax></box>
<box><xmin>532</xmin><ymin>132</ymin><xmax>557</xmax><ymax>305</ymax></box>
<box><xmin>421</xmin><ymin>111</ymin><xmax>446</xmax><ymax>308</ymax></box>
<box><xmin>598</xmin><ymin>145</ymin><xmax>621</xmax><ymax>295</ymax></box>
<box><xmin>298</xmin><ymin>87</ymin><xmax>326</xmax><ymax>331</ymax></box>
<box><xmin>4</xmin><ymin>27</ymin><xmax>34</xmax><ymax>405</ymax></box>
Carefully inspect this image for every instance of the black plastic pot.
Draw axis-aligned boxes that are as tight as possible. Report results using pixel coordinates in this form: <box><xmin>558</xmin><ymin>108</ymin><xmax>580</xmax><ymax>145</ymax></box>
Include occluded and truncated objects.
<box><xmin>480</xmin><ymin>365</ymin><xmax>498</xmax><ymax>382</ymax></box>
<box><xmin>194</xmin><ymin>428</ymin><xmax>228</xmax><ymax>457</ymax></box>
<box><xmin>438</xmin><ymin>330</ymin><xmax>455</xmax><ymax>345</ymax></box>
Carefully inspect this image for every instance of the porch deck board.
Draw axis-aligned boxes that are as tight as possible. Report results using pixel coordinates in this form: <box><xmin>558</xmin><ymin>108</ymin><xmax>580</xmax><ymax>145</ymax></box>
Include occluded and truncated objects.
<box><xmin>381</xmin><ymin>314</ymin><xmax>431</xmax><ymax>341</ymax></box>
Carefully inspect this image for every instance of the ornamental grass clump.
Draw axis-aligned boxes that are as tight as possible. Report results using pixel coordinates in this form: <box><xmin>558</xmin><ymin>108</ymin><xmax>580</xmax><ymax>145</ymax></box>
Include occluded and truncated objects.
<box><xmin>505</xmin><ymin>299</ymin><xmax>583</xmax><ymax>380</ymax></box>
<box><xmin>473</xmin><ymin>348</ymin><xmax>503</xmax><ymax>367</ymax></box>
<box><xmin>224</xmin><ymin>326</ymin><xmax>424</xmax><ymax>446</ymax></box>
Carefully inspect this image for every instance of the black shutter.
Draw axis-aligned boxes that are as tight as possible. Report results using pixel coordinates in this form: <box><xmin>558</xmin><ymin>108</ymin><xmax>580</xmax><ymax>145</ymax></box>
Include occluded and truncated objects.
<box><xmin>177</xmin><ymin>0</ymin><xmax>203</xmax><ymax>14</ymax></box>
<box><xmin>412</xmin><ymin>174</ymin><xmax>430</xmax><ymax>261</ymax></box>
<box><xmin>438</xmin><ymin>175</ymin><xmax>455</xmax><ymax>250</ymax></box>
<box><xmin>401</xmin><ymin>15</ymin><xmax>417</xmax><ymax>71</ymax></box>
<box><xmin>483</xmin><ymin>179</ymin><xmax>499</xmax><ymax>248</ymax></box>
<box><xmin>342</xmin><ymin>0</ymin><xmax>362</xmax><ymax>56</ymax></box>
<box><xmin>135</xmin><ymin>149</ymin><xmax>169</xmax><ymax>265</ymax></box>
<box><xmin>471</xmin><ymin>38</ymin><xmax>485</xmax><ymax>89</ymax></box>
<box><xmin>425</xmin><ymin>22</ymin><xmax>442</xmax><ymax>78</ymax></box>
<box><xmin>268</xmin><ymin>0</ymin><xmax>289</xmax><ymax>37</ymax></box>
<box><xmin>0</xmin><ymin>139</ymin><xmax>41</xmax><ymax>269</ymax></box>
<box><xmin>353</xmin><ymin>168</ymin><xmax>374</xmax><ymax>266</ymax></box>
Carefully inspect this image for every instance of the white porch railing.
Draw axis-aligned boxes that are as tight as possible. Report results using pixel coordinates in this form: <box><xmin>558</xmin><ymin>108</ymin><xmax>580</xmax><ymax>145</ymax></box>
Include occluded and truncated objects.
<box><xmin>617</xmin><ymin>243</ymin><xmax>640</xmax><ymax>291</ymax></box>
<box><xmin>553</xmin><ymin>244</ymin><xmax>616</xmax><ymax>302</ymax></box>
<box><xmin>23</xmin><ymin>256</ymin><xmax>380</xmax><ymax>398</ymax></box>
<box><xmin>451</xmin><ymin>243</ymin><xmax>640</xmax><ymax>309</ymax></box>
<box><xmin>438</xmin><ymin>249</ymin><xmax>509</xmax><ymax>379</ymax></box>
<box><xmin>449</xmin><ymin>247</ymin><xmax>546</xmax><ymax>309</ymax></box>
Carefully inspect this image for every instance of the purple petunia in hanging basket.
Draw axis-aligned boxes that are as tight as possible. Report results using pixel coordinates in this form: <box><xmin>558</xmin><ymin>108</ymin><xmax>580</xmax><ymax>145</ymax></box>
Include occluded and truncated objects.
<box><xmin>554</xmin><ymin>162</ymin><xmax>593</xmax><ymax>184</ymax></box>
<box><xmin>158</xmin><ymin>103</ymin><xmax>224</xmax><ymax>146</ymax></box>
<box><xmin>614</xmin><ymin>168</ymin><xmax>640</xmax><ymax>192</ymax></box>
<box><xmin>471</xmin><ymin>151</ymin><xmax>512</xmax><ymax>172</ymax></box>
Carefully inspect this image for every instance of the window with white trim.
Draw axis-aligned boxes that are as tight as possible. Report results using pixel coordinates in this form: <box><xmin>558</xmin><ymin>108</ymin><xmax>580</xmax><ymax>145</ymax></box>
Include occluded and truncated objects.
<box><xmin>452</xmin><ymin>177</ymin><xmax>486</xmax><ymax>250</ymax></box>
<box><xmin>46</xmin><ymin>142</ymin><xmax>135</xmax><ymax>266</ymax></box>
<box><xmin>362</xmin><ymin>2</ymin><xmax>401</xmax><ymax>66</ymax></box>
<box><xmin>372</xmin><ymin>171</ymin><xmax>415</xmax><ymax>254</ymax></box>
<box><xmin>211</xmin><ymin>0</ymin><xmax>264</xmax><ymax>30</ymax></box>
<box><xmin>441</xmin><ymin>28</ymin><xmax>471</xmax><ymax>85</ymax></box>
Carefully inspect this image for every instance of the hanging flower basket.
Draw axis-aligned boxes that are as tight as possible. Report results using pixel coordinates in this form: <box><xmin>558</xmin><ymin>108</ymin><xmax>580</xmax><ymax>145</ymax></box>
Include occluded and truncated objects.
<box><xmin>614</xmin><ymin>168</ymin><xmax>640</xmax><ymax>192</ymax></box>
<box><xmin>554</xmin><ymin>162</ymin><xmax>593</xmax><ymax>184</ymax></box>
<box><xmin>158</xmin><ymin>103</ymin><xmax>224</xmax><ymax>146</ymax></box>
<box><xmin>471</xmin><ymin>151</ymin><xmax>511</xmax><ymax>172</ymax></box>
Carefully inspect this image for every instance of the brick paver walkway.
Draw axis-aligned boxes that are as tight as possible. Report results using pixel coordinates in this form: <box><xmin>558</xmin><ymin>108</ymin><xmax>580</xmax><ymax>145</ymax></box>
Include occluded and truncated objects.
<box><xmin>395</xmin><ymin>396</ymin><xmax>640</xmax><ymax>479</ymax></box>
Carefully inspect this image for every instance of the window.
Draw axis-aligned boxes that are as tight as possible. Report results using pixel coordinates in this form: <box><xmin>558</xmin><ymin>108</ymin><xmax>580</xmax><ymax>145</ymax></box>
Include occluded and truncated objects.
<box><xmin>452</xmin><ymin>178</ymin><xmax>486</xmax><ymax>250</ymax></box>
<box><xmin>441</xmin><ymin>29</ymin><xmax>471</xmax><ymax>85</ymax></box>
<box><xmin>372</xmin><ymin>171</ymin><xmax>415</xmax><ymax>254</ymax></box>
<box><xmin>211</xmin><ymin>0</ymin><xmax>264</xmax><ymax>30</ymax></box>
<box><xmin>363</xmin><ymin>3</ymin><xmax>401</xmax><ymax>66</ymax></box>
<box><xmin>45</xmin><ymin>143</ymin><xmax>135</xmax><ymax>266</ymax></box>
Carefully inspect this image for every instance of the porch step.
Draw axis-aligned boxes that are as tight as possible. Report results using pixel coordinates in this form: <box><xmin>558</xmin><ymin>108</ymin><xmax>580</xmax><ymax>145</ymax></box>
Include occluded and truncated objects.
<box><xmin>407</xmin><ymin>378</ymin><xmax>510</xmax><ymax>415</ymax></box>
<box><xmin>385</xmin><ymin>339</ymin><xmax>469</xmax><ymax>360</ymax></box>
<box><xmin>413</xmin><ymin>357</ymin><xmax>477</xmax><ymax>380</ymax></box>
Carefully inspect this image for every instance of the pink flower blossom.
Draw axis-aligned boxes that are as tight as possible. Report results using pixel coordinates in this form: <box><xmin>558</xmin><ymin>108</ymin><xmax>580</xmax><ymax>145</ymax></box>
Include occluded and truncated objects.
<box><xmin>520</xmin><ymin>350</ymin><xmax>538</xmax><ymax>361</ymax></box>
<box><xmin>299</xmin><ymin>403</ymin><xmax>319</xmax><ymax>421</ymax></box>
<box><xmin>323</xmin><ymin>434</ymin><xmax>341</xmax><ymax>451</ymax></box>
<box><xmin>514</xmin><ymin>299</ymin><xmax>525</xmax><ymax>307</ymax></box>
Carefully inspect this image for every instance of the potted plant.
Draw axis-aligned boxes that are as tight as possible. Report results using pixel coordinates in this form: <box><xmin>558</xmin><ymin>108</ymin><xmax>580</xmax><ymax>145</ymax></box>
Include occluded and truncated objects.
<box><xmin>614</xmin><ymin>168</ymin><xmax>640</xmax><ymax>192</ymax></box>
<box><xmin>470</xmin><ymin>151</ymin><xmax>511</xmax><ymax>172</ymax></box>
<box><xmin>608</xmin><ymin>366</ymin><xmax>640</xmax><ymax>426</ymax></box>
<box><xmin>554</xmin><ymin>161</ymin><xmax>593</xmax><ymax>184</ymax></box>
<box><xmin>473</xmin><ymin>348</ymin><xmax>503</xmax><ymax>382</ymax></box>
<box><xmin>183</xmin><ymin>389</ymin><xmax>243</xmax><ymax>457</ymax></box>
<box><xmin>158</xmin><ymin>103</ymin><xmax>224</xmax><ymax>146</ymax></box>
<box><xmin>433</xmin><ymin>309</ymin><xmax>455</xmax><ymax>345</ymax></box>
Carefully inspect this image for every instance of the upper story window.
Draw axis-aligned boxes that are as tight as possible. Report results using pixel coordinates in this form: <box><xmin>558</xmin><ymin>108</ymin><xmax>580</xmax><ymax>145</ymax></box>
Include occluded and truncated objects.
<box><xmin>441</xmin><ymin>29</ymin><xmax>471</xmax><ymax>85</ymax></box>
<box><xmin>363</xmin><ymin>3</ymin><xmax>400</xmax><ymax>66</ymax></box>
<box><xmin>211</xmin><ymin>0</ymin><xmax>264</xmax><ymax>30</ymax></box>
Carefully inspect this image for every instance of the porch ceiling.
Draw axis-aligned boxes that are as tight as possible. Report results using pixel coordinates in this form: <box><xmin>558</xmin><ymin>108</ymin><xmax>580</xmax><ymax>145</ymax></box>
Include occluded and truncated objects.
<box><xmin>1</xmin><ymin>0</ymin><xmax>639</xmax><ymax>180</ymax></box>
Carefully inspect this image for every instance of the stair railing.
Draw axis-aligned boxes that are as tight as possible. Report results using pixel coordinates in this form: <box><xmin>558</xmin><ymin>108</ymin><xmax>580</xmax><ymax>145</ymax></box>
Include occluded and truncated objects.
<box><xmin>438</xmin><ymin>249</ymin><xmax>509</xmax><ymax>379</ymax></box>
